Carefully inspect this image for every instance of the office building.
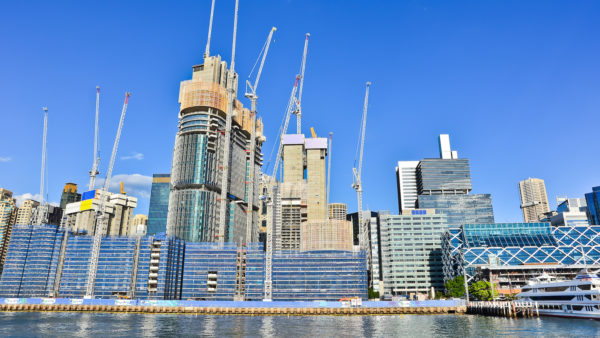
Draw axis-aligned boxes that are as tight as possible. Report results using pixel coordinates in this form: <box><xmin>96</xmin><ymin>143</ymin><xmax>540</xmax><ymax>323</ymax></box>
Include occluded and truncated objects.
<box><xmin>519</xmin><ymin>178</ymin><xmax>550</xmax><ymax>222</ymax></box>
<box><xmin>395</xmin><ymin>161</ymin><xmax>419</xmax><ymax>213</ymax></box>
<box><xmin>0</xmin><ymin>189</ymin><xmax>18</xmax><ymax>274</ymax></box>
<box><xmin>63</xmin><ymin>189</ymin><xmax>137</xmax><ymax>236</ymax></box>
<box><xmin>328</xmin><ymin>203</ymin><xmax>347</xmax><ymax>221</ymax></box>
<box><xmin>59</xmin><ymin>183</ymin><xmax>81</xmax><ymax>210</ymax></box>
<box><xmin>551</xmin><ymin>197</ymin><xmax>589</xmax><ymax>227</ymax></box>
<box><xmin>418</xmin><ymin>194</ymin><xmax>494</xmax><ymax>228</ymax></box>
<box><xmin>585</xmin><ymin>186</ymin><xmax>600</xmax><ymax>225</ymax></box>
<box><xmin>442</xmin><ymin>223</ymin><xmax>600</xmax><ymax>295</ymax></box>
<box><xmin>380</xmin><ymin>209</ymin><xmax>447</xmax><ymax>297</ymax></box>
<box><xmin>147</xmin><ymin>174</ymin><xmax>170</xmax><ymax>235</ymax></box>
<box><xmin>166</xmin><ymin>53</ymin><xmax>264</xmax><ymax>244</ymax></box>
<box><xmin>417</xmin><ymin>158</ymin><xmax>472</xmax><ymax>195</ymax></box>
<box><xmin>15</xmin><ymin>199</ymin><xmax>39</xmax><ymax>225</ymax></box>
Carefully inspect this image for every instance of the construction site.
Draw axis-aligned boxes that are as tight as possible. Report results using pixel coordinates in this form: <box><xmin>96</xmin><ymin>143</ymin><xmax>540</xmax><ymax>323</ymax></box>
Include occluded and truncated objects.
<box><xmin>0</xmin><ymin>0</ymin><xmax>375</xmax><ymax>305</ymax></box>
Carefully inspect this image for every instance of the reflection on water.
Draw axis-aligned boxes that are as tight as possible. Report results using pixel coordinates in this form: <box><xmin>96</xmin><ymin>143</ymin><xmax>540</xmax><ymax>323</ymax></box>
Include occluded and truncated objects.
<box><xmin>0</xmin><ymin>312</ymin><xmax>599</xmax><ymax>337</ymax></box>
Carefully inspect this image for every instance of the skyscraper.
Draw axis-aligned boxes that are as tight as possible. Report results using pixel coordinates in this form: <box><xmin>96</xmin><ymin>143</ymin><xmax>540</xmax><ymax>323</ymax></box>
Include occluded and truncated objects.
<box><xmin>519</xmin><ymin>178</ymin><xmax>550</xmax><ymax>222</ymax></box>
<box><xmin>166</xmin><ymin>54</ymin><xmax>264</xmax><ymax>243</ymax></box>
<box><xmin>59</xmin><ymin>183</ymin><xmax>81</xmax><ymax>210</ymax></box>
<box><xmin>585</xmin><ymin>186</ymin><xmax>600</xmax><ymax>225</ymax></box>
<box><xmin>147</xmin><ymin>174</ymin><xmax>170</xmax><ymax>235</ymax></box>
<box><xmin>395</xmin><ymin>161</ymin><xmax>419</xmax><ymax>213</ymax></box>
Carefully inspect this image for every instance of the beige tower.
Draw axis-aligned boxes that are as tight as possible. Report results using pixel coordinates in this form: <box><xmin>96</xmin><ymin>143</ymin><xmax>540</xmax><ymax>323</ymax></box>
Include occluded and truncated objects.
<box><xmin>0</xmin><ymin>188</ymin><xmax>18</xmax><ymax>272</ymax></box>
<box><xmin>305</xmin><ymin>137</ymin><xmax>328</xmax><ymax>220</ymax></box>
<box><xmin>329</xmin><ymin>203</ymin><xmax>347</xmax><ymax>221</ymax></box>
<box><xmin>16</xmin><ymin>199</ymin><xmax>40</xmax><ymax>225</ymax></box>
<box><xmin>519</xmin><ymin>178</ymin><xmax>550</xmax><ymax>222</ymax></box>
<box><xmin>282</xmin><ymin>134</ymin><xmax>305</xmax><ymax>184</ymax></box>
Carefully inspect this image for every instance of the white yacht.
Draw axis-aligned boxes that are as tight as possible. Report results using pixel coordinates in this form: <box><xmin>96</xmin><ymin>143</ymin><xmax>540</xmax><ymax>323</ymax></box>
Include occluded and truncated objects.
<box><xmin>516</xmin><ymin>270</ymin><xmax>600</xmax><ymax>320</ymax></box>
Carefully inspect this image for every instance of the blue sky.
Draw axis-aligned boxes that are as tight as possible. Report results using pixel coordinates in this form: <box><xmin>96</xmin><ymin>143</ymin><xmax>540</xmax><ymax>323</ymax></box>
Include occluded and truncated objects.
<box><xmin>0</xmin><ymin>0</ymin><xmax>599</xmax><ymax>221</ymax></box>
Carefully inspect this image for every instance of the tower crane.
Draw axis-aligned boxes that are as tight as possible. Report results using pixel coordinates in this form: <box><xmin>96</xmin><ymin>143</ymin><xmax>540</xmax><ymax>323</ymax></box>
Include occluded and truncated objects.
<box><xmin>89</xmin><ymin>86</ymin><xmax>100</xmax><ymax>190</ymax></box>
<box><xmin>352</xmin><ymin>82</ymin><xmax>371</xmax><ymax>253</ymax></box>
<box><xmin>217</xmin><ymin>0</ymin><xmax>240</xmax><ymax>243</ymax></box>
<box><xmin>85</xmin><ymin>92</ymin><xmax>131</xmax><ymax>298</ymax></box>
<box><xmin>244</xmin><ymin>26</ymin><xmax>276</xmax><ymax>244</ymax></box>
<box><xmin>293</xmin><ymin>33</ymin><xmax>309</xmax><ymax>134</ymax></box>
<box><xmin>33</xmin><ymin>107</ymin><xmax>49</xmax><ymax>225</ymax></box>
<box><xmin>326</xmin><ymin>132</ymin><xmax>332</xmax><ymax>215</ymax></box>
<box><xmin>264</xmin><ymin>35</ymin><xmax>310</xmax><ymax>300</ymax></box>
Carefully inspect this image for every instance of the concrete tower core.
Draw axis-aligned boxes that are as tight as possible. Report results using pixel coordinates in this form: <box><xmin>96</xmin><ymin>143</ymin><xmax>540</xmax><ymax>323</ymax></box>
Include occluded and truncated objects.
<box><xmin>166</xmin><ymin>55</ymin><xmax>264</xmax><ymax>243</ymax></box>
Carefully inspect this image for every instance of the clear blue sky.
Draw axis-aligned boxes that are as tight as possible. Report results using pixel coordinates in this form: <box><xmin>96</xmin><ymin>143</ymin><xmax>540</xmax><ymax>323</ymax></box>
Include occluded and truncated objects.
<box><xmin>1</xmin><ymin>0</ymin><xmax>599</xmax><ymax>221</ymax></box>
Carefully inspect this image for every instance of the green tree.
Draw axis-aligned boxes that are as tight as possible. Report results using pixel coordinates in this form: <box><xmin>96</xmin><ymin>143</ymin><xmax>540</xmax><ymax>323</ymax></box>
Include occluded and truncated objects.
<box><xmin>368</xmin><ymin>287</ymin><xmax>380</xmax><ymax>299</ymax></box>
<box><xmin>469</xmin><ymin>281</ymin><xmax>498</xmax><ymax>301</ymax></box>
<box><xmin>444</xmin><ymin>275</ymin><xmax>465</xmax><ymax>298</ymax></box>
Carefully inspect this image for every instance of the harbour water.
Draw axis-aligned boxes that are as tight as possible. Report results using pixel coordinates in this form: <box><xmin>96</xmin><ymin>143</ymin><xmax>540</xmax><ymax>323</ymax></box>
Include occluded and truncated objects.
<box><xmin>0</xmin><ymin>312</ymin><xmax>599</xmax><ymax>337</ymax></box>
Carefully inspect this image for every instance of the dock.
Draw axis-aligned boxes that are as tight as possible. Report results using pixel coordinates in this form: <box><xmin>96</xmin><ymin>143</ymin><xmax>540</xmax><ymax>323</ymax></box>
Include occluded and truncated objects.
<box><xmin>467</xmin><ymin>301</ymin><xmax>539</xmax><ymax>318</ymax></box>
<box><xmin>0</xmin><ymin>298</ymin><xmax>466</xmax><ymax>316</ymax></box>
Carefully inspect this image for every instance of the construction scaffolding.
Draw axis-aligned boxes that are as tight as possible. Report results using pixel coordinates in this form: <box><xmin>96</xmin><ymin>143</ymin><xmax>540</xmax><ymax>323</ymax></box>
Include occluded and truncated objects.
<box><xmin>300</xmin><ymin>220</ymin><xmax>354</xmax><ymax>251</ymax></box>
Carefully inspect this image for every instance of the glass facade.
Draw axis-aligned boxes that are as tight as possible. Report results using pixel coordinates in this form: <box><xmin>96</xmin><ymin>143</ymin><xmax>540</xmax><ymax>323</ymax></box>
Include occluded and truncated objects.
<box><xmin>418</xmin><ymin>194</ymin><xmax>494</xmax><ymax>228</ymax></box>
<box><xmin>379</xmin><ymin>211</ymin><xmax>448</xmax><ymax>296</ymax></box>
<box><xmin>442</xmin><ymin>223</ymin><xmax>600</xmax><ymax>284</ymax></box>
<box><xmin>147</xmin><ymin>174</ymin><xmax>171</xmax><ymax>235</ymax></box>
<box><xmin>585</xmin><ymin>186</ymin><xmax>600</xmax><ymax>225</ymax></box>
<box><xmin>416</xmin><ymin>159</ymin><xmax>472</xmax><ymax>194</ymax></box>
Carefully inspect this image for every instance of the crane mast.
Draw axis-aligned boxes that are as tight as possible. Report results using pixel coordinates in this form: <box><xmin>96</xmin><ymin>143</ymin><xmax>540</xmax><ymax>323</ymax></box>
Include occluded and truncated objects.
<box><xmin>326</xmin><ymin>132</ymin><xmax>332</xmax><ymax>214</ymax></box>
<box><xmin>204</xmin><ymin>0</ymin><xmax>216</xmax><ymax>58</ymax></box>
<box><xmin>33</xmin><ymin>107</ymin><xmax>49</xmax><ymax>225</ymax></box>
<box><xmin>89</xmin><ymin>86</ymin><xmax>100</xmax><ymax>190</ymax></box>
<box><xmin>245</xmin><ymin>27</ymin><xmax>276</xmax><ymax>244</ymax></box>
<box><xmin>352</xmin><ymin>82</ymin><xmax>371</xmax><ymax>251</ymax></box>
<box><xmin>217</xmin><ymin>0</ymin><xmax>240</xmax><ymax>243</ymax></box>
<box><xmin>85</xmin><ymin>92</ymin><xmax>131</xmax><ymax>298</ymax></box>
<box><xmin>294</xmin><ymin>33</ymin><xmax>309</xmax><ymax>134</ymax></box>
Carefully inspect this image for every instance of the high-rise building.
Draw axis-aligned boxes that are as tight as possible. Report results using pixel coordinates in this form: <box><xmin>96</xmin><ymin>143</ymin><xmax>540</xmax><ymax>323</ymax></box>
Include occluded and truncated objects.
<box><xmin>328</xmin><ymin>203</ymin><xmax>347</xmax><ymax>221</ymax></box>
<box><xmin>131</xmin><ymin>214</ymin><xmax>148</xmax><ymax>236</ymax></box>
<box><xmin>147</xmin><ymin>174</ymin><xmax>170</xmax><ymax>235</ymax></box>
<box><xmin>395</xmin><ymin>161</ymin><xmax>419</xmax><ymax>213</ymax></box>
<box><xmin>417</xmin><ymin>158</ymin><xmax>472</xmax><ymax>195</ymax></box>
<box><xmin>305</xmin><ymin>138</ymin><xmax>328</xmax><ymax>220</ymax></box>
<box><xmin>518</xmin><ymin>178</ymin><xmax>550</xmax><ymax>222</ymax></box>
<box><xmin>15</xmin><ymin>199</ymin><xmax>39</xmax><ymax>225</ymax></box>
<box><xmin>418</xmin><ymin>194</ymin><xmax>494</xmax><ymax>228</ymax></box>
<box><xmin>0</xmin><ymin>189</ymin><xmax>18</xmax><ymax>274</ymax></box>
<box><xmin>380</xmin><ymin>209</ymin><xmax>448</xmax><ymax>297</ymax></box>
<box><xmin>166</xmin><ymin>54</ymin><xmax>264</xmax><ymax>244</ymax></box>
<box><xmin>59</xmin><ymin>183</ymin><xmax>81</xmax><ymax>210</ymax></box>
<box><xmin>64</xmin><ymin>190</ymin><xmax>137</xmax><ymax>236</ymax></box>
<box><xmin>551</xmin><ymin>197</ymin><xmax>589</xmax><ymax>227</ymax></box>
<box><xmin>585</xmin><ymin>186</ymin><xmax>600</xmax><ymax>225</ymax></box>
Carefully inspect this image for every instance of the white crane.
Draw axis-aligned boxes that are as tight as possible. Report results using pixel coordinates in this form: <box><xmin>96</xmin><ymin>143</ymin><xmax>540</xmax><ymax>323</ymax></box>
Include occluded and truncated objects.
<box><xmin>352</xmin><ymin>82</ymin><xmax>371</xmax><ymax>252</ymax></box>
<box><xmin>33</xmin><ymin>107</ymin><xmax>49</xmax><ymax>225</ymax></box>
<box><xmin>217</xmin><ymin>0</ymin><xmax>240</xmax><ymax>243</ymax></box>
<box><xmin>88</xmin><ymin>86</ymin><xmax>100</xmax><ymax>190</ymax></box>
<box><xmin>244</xmin><ymin>26</ymin><xmax>276</xmax><ymax>244</ymax></box>
<box><xmin>85</xmin><ymin>92</ymin><xmax>131</xmax><ymax>298</ymax></box>
<box><xmin>293</xmin><ymin>33</ymin><xmax>309</xmax><ymax>134</ymax></box>
<box><xmin>326</xmin><ymin>132</ymin><xmax>332</xmax><ymax>214</ymax></box>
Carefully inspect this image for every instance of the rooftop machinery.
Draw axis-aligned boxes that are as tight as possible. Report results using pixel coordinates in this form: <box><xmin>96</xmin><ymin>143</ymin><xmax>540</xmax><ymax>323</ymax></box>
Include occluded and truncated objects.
<box><xmin>244</xmin><ymin>27</ymin><xmax>276</xmax><ymax>244</ymax></box>
<box><xmin>352</xmin><ymin>82</ymin><xmax>371</xmax><ymax>253</ymax></box>
<box><xmin>217</xmin><ymin>0</ymin><xmax>240</xmax><ymax>243</ymax></box>
<box><xmin>85</xmin><ymin>92</ymin><xmax>131</xmax><ymax>298</ymax></box>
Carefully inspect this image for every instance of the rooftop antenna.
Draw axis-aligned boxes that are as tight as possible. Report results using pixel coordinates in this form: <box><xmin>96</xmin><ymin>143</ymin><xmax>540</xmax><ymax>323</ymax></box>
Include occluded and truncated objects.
<box><xmin>204</xmin><ymin>0</ymin><xmax>216</xmax><ymax>59</ymax></box>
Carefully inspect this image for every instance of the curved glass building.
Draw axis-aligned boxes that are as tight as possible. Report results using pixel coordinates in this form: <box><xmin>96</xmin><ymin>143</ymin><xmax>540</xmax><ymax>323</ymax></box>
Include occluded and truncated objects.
<box><xmin>167</xmin><ymin>56</ymin><xmax>264</xmax><ymax>243</ymax></box>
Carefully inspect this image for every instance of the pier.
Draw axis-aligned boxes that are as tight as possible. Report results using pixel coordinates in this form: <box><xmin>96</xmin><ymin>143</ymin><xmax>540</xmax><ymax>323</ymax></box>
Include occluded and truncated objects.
<box><xmin>0</xmin><ymin>298</ymin><xmax>466</xmax><ymax>316</ymax></box>
<box><xmin>467</xmin><ymin>301</ymin><xmax>539</xmax><ymax>318</ymax></box>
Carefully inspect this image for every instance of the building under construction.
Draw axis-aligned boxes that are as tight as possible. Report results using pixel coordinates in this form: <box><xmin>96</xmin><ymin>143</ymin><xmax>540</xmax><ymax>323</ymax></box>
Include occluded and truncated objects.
<box><xmin>0</xmin><ymin>224</ymin><xmax>366</xmax><ymax>301</ymax></box>
<box><xmin>166</xmin><ymin>46</ymin><xmax>264</xmax><ymax>245</ymax></box>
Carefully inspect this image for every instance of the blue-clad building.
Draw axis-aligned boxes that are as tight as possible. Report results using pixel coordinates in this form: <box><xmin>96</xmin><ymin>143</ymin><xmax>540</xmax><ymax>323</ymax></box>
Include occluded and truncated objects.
<box><xmin>442</xmin><ymin>223</ymin><xmax>600</xmax><ymax>294</ymax></box>
<box><xmin>147</xmin><ymin>174</ymin><xmax>170</xmax><ymax>235</ymax></box>
<box><xmin>585</xmin><ymin>186</ymin><xmax>600</xmax><ymax>225</ymax></box>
